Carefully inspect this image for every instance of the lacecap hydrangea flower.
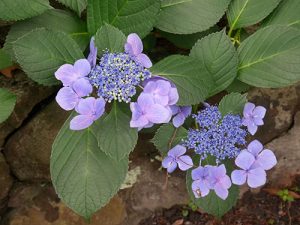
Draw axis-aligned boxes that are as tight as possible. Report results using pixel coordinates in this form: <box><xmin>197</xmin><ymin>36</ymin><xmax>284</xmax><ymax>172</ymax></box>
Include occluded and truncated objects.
<box><xmin>242</xmin><ymin>102</ymin><xmax>266</xmax><ymax>135</ymax></box>
<box><xmin>161</xmin><ymin>103</ymin><xmax>277</xmax><ymax>201</ymax></box>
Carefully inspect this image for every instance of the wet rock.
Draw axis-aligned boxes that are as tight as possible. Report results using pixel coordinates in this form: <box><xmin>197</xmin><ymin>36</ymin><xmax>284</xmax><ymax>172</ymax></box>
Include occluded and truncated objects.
<box><xmin>247</xmin><ymin>84</ymin><xmax>300</xmax><ymax>144</ymax></box>
<box><xmin>4</xmin><ymin>101</ymin><xmax>69</xmax><ymax>181</ymax></box>
<box><xmin>120</xmin><ymin>135</ymin><xmax>188</xmax><ymax>225</ymax></box>
<box><xmin>0</xmin><ymin>153</ymin><xmax>13</xmax><ymax>213</ymax></box>
<box><xmin>0</xmin><ymin>71</ymin><xmax>57</xmax><ymax>146</ymax></box>
<box><xmin>266</xmin><ymin>111</ymin><xmax>300</xmax><ymax>187</ymax></box>
<box><xmin>3</xmin><ymin>183</ymin><xmax>126</xmax><ymax>225</ymax></box>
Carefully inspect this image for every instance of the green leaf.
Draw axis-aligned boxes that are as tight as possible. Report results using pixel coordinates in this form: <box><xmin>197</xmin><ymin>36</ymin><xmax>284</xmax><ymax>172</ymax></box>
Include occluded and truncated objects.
<box><xmin>0</xmin><ymin>49</ymin><xmax>13</xmax><ymax>70</ymax></box>
<box><xmin>51</xmin><ymin>116</ymin><xmax>128</xmax><ymax>219</ymax></box>
<box><xmin>227</xmin><ymin>0</ymin><xmax>281</xmax><ymax>31</ymax></box>
<box><xmin>156</xmin><ymin>0</ymin><xmax>230</xmax><ymax>34</ymax></box>
<box><xmin>159</xmin><ymin>26</ymin><xmax>219</xmax><ymax>49</ymax></box>
<box><xmin>0</xmin><ymin>0</ymin><xmax>51</xmax><ymax>21</ymax></box>
<box><xmin>4</xmin><ymin>9</ymin><xmax>89</xmax><ymax>60</ymax></box>
<box><xmin>218</xmin><ymin>93</ymin><xmax>247</xmax><ymax>116</ymax></box>
<box><xmin>14</xmin><ymin>28</ymin><xmax>84</xmax><ymax>86</ymax></box>
<box><xmin>94</xmin><ymin>24</ymin><xmax>126</xmax><ymax>54</ymax></box>
<box><xmin>152</xmin><ymin>123</ymin><xmax>188</xmax><ymax>156</ymax></box>
<box><xmin>0</xmin><ymin>88</ymin><xmax>17</xmax><ymax>123</ymax></box>
<box><xmin>186</xmin><ymin>170</ymin><xmax>239</xmax><ymax>218</ymax></box>
<box><xmin>226</xmin><ymin>79</ymin><xmax>251</xmax><ymax>93</ymax></box>
<box><xmin>190</xmin><ymin>31</ymin><xmax>238</xmax><ymax>96</ymax></box>
<box><xmin>161</xmin><ymin>0</ymin><xmax>192</xmax><ymax>8</ymax></box>
<box><xmin>57</xmin><ymin>0</ymin><xmax>87</xmax><ymax>15</ymax></box>
<box><xmin>96</xmin><ymin>103</ymin><xmax>138</xmax><ymax>161</ymax></box>
<box><xmin>237</xmin><ymin>25</ymin><xmax>300</xmax><ymax>88</ymax></box>
<box><xmin>151</xmin><ymin>55</ymin><xmax>213</xmax><ymax>105</ymax></box>
<box><xmin>262</xmin><ymin>0</ymin><xmax>300</xmax><ymax>30</ymax></box>
<box><xmin>87</xmin><ymin>0</ymin><xmax>160</xmax><ymax>37</ymax></box>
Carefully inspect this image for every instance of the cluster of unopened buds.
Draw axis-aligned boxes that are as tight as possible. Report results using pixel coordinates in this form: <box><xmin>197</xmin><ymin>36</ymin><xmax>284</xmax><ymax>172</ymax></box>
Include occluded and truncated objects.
<box><xmin>162</xmin><ymin>103</ymin><xmax>277</xmax><ymax>200</ymax></box>
<box><xmin>54</xmin><ymin>33</ymin><xmax>277</xmax><ymax>201</ymax></box>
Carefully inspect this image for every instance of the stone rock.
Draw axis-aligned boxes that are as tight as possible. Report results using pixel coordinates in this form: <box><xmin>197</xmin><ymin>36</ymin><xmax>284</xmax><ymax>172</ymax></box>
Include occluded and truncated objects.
<box><xmin>4</xmin><ymin>101</ymin><xmax>69</xmax><ymax>181</ymax></box>
<box><xmin>0</xmin><ymin>153</ymin><xmax>13</xmax><ymax>213</ymax></box>
<box><xmin>120</xmin><ymin>135</ymin><xmax>189</xmax><ymax>225</ymax></box>
<box><xmin>3</xmin><ymin>183</ymin><xmax>126</xmax><ymax>225</ymax></box>
<box><xmin>0</xmin><ymin>71</ymin><xmax>57</xmax><ymax>146</ymax></box>
<box><xmin>247</xmin><ymin>84</ymin><xmax>300</xmax><ymax>144</ymax></box>
<box><xmin>266</xmin><ymin>111</ymin><xmax>300</xmax><ymax>187</ymax></box>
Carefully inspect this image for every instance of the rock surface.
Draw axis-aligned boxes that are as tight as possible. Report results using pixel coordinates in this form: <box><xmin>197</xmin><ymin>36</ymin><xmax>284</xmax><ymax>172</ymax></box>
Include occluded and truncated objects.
<box><xmin>3</xmin><ymin>183</ymin><xmax>126</xmax><ymax>225</ymax></box>
<box><xmin>266</xmin><ymin>111</ymin><xmax>300</xmax><ymax>187</ymax></box>
<box><xmin>4</xmin><ymin>101</ymin><xmax>69</xmax><ymax>181</ymax></box>
<box><xmin>247</xmin><ymin>84</ymin><xmax>300</xmax><ymax>144</ymax></box>
<box><xmin>0</xmin><ymin>153</ymin><xmax>13</xmax><ymax>214</ymax></box>
<box><xmin>0</xmin><ymin>72</ymin><xmax>57</xmax><ymax>146</ymax></box>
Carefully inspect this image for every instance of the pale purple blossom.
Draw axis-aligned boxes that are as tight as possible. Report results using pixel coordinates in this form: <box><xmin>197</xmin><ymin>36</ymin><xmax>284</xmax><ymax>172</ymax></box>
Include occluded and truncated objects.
<box><xmin>242</xmin><ymin>102</ymin><xmax>266</xmax><ymax>135</ymax></box>
<box><xmin>70</xmin><ymin>97</ymin><xmax>105</xmax><ymax>130</ymax></box>
<box><xmin>125</xmin><ymin>33</ymin><xmax>152</xmax><ymax>68</ymax></box>
<box><xmin>209</xmin><ymin>165</ymin><xmax>232</xmax><ymax>200</ymax></box>
<box><xmin>162</xmin><ymin>145</ymin><xmax>193</xmax><ymax>173</ymax></box>
<box><xmin>231</xmin><ymin>151</ymin><xmax>266</xmax><ymax>188</ymax></box>
<box><xmin>55</xmin><ymin>59</ymin><xmax>91</xmax><ymax>87</ymax></box>
<box><xmin>170</xmin><ymin>105</ymin><xmax>192</xmax><ymax>128</ymax></box>
<box><xmin>191</xmin><ymin>166</ymin><xmax>212</xmax><ymax>198</ymax></box>
<box><xmin>130</xmin><ymin>93</ymin><xmax>172</xmax><ymax>130</ymax></box>
<box><xmin>246</xmin><ymin>140</ymin><xmax>277</xmax><ymax>171</ymax></box>
<box><xmin>87</xmin><ymin>37</ymin><xmax>97</xmax><ymax>68</ymax></box>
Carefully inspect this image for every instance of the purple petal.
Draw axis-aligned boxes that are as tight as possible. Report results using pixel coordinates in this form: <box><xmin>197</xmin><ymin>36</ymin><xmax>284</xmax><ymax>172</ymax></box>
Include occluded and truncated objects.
<box><xmin>168</xmin><ymin>87</ymin><xmax>179</xmax><ymax>105</ymax></box>
<box><xmin>94</xmin><ymin>98</ymin><xmax>106</xmax><ymax>119</ymax></box>
<box><xmin>247</xmin><ymin>167</ymin><xmax>266</xmax><ymax>188</ymax></box>
<box><xmin>136</xmin><ymin>53</ymin><xmax>152</xmax><ymax>68</ymax></box>
<box><xmin>75</xmin><ymin>97</ymin><xmax>95</xmax><ymax>115</ymax></box>
<box><xmin>247</xmin><ymin>140</ymin><xmax>263</xmax><ymax>157</ymax></box>
<box><xmin>168</xmin><ymin>145</ymin><xmax>186</xmax><ymax>157</ymax></box>
<box><xmin>72</xmin><ymin>78</ymin><xmax>93</xmax><ymax>97</ymax></box>
<box><xmin>162</xmin><ymin>156</ymin><xmax>174</xmax><ymax>168</ymax></box>
<box><xmin>55</xmin><ymin>64</ymin><xmax>78</xmax><ymax>86</ymax></box>
<box><xmin>155</xmin><ymin>80</ymin><xmax>172</xmax><ymax>95</ymax></box>
<box><xmin>130</xmin><ymin>115</ymin><xmax>149</xmax><ymax>128</ymax></box>
<box><xmin>254</xmin><ymin>117</ymin><xmax>264</xmax><ymax>126</ymax></box>
<box><xmin>235</xmin><ymin>151</ymin><xmax>255</xmax><ymax>170</ymax></box>
<box><xmin>220</xmin><ymin>175</ymin><xmax>232</xmax><ymax>189</ymax></box>
<box><xmin>173</xmin><ymin>113</ymin><xmax>185</xmax><ymax>128</ymax></box>
<box><xmin>192</xmin><ymin>180</ymin><xmax>210</xmax><ymax>198</ymax></box>
<box><xmin>191</xmin><ymin>166</ymin><xmax>205</xmax><ymax>181</ymax></box>
<box><xmin>154</xmin><ymin>95</ymin><xmax>169</xmax><ymax>106</ymax></box>
<box><xmin>247</xmin><ymin>122</ymin><xmax>258</xmax><ymax>135</ymax></box>
<box><xmin>213</xmin><ymin>164</ymin><xmax>227</xmax><ymax>177</ymax></box>
<box><xmin>87</xmin><ymin>37</ymin><xmax>97</xmax><ymax>68</ymax></box>
<box><xmin>137</xmin><ymin>93</ymin><xmax>155</xmax><ymax>110</ymax></box>
<box><xmin>170</xmin><ymin>105</ymin><xmax>180</xmax><ymax>115</ymax></box>
<box><xmin>253</xmin><ymin>106</ymin><xmax>266</xmax><ymax>118</ymax></box>
<box><xmin>214</xmin><ymin>183</ymin><xmax>229</xmax><ymax>200</ymax></box>
<box><xmin>177</xmin><ymin>155</ymin><xmax>193</xmax><ymax>171</ymax></box>
<box><xmin>143</xmin><ymin>81</ymin><xmax>157</xmax><ymax>93</ymax></box>
<box><xmin>146</xmin><ymin>104</ymin><xmax>172</xmax><ymax>123</ymax></box>
<box><xmin>181</xmin><ymin>106</ymin><xmax>192</xmax><ymax>117</ymax></box>
<box><xmin>243</xmin><ymin>102</ymin><xmax>255</xmax><ymax>118</ymax></box>
<box><xmin>255</xmin><ymin>149</ymin><xmax>277</xmax><ymax>170</ymax></box>
<box><xmin>73</xmin><ymin>59</ymin><xmax>91</xmax><ymax>77</ymax></box>
<box><xmin>56</xmin><ymin>87</ymin><xmax>79</xmax><ymax>110</ymax></box>
<box><xmin>70</xmin><ymin>114</ymin><xmax>94</xmax><ymax>130</ymax></box>
<box><xmin>125</xmin><ymin>33</ymin><xmax>143</xmax><ymax>55</ymax></box>
<box><xmin>130</xmin><ymin>102</ymin><xmax>142</xmax><ymax>121</ymax></box>
<box><xmin>231</xmin><ymin>170</ymin><xmax>247</xmax><ymax>185</ymax></box>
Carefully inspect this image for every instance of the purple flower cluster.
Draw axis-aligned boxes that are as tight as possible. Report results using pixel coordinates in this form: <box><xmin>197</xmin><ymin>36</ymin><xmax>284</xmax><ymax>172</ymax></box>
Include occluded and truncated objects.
<box><xmin>88</xmin><ymin>52</ymin><xmax>151</xmax><ymax>103</ymax></box>
<box><xmin>54</xmin><ymin>33</ymin><xmax>154</xmax><ymax>130</ymax></box>
<box><xmin>184</xmin><ymin>106</ymin><xmax>247</xmax><ymax>162</ymax></box>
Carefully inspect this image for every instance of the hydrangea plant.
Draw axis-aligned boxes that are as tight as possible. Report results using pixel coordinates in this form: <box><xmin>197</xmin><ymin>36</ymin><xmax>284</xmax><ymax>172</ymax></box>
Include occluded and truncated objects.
<box><xmin>0</xmin><ymin>0</ymin><xmax>300</xmax><ymax>220</ymax></box>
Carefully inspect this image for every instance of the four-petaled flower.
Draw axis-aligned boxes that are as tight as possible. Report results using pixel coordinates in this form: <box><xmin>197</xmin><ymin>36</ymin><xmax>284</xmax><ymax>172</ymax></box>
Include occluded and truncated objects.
<box><xmin>170</xmin><ymin>105</ymin><xmax>192</xmax><ymax>128</ymax></box>
<box><xmin>55</xmin><ymin>59</ymin><xmax>93</xmax><ymax>111</ymax></box>
<box><xmin>242</xmin><ymin>102</ymin><xmax>266</xmax><ymax>135</ymax></box>
<box><xmin>231</xmin><ymin>150</ymin><xmax>267</xmax><ymax>188</ymax></box>
<box><xmin>246</xmin><ymin>140</ymin><xmax>277</xmax><ymax>171</ymax></box>
<box><xmin>162</xmin><ymin>145</ymin><xmax>193</xmax><ymax>173</ymax></box>
<box><xmin>209</xmin><ymin>164</ymin><xmax>232</xmax><ymax>200</ymax></box>
<box><xmin>191</xmin><ymin>166</ymin><xmax>212</xmax><ymax>198</ymax></box>
<box><xmin>130</xmin><ymin>93</ymin><xmax>171</xmax><ymax>130</ymax></box>
<box><xmin>70</xmin><ymin>97</ymin><xmax>105</xmax><ymax>130</ymax></box>
<box><xmin>125</xmin><ymin>33</ymin><xmax>152</xmax><ymax>68</ymax></box>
